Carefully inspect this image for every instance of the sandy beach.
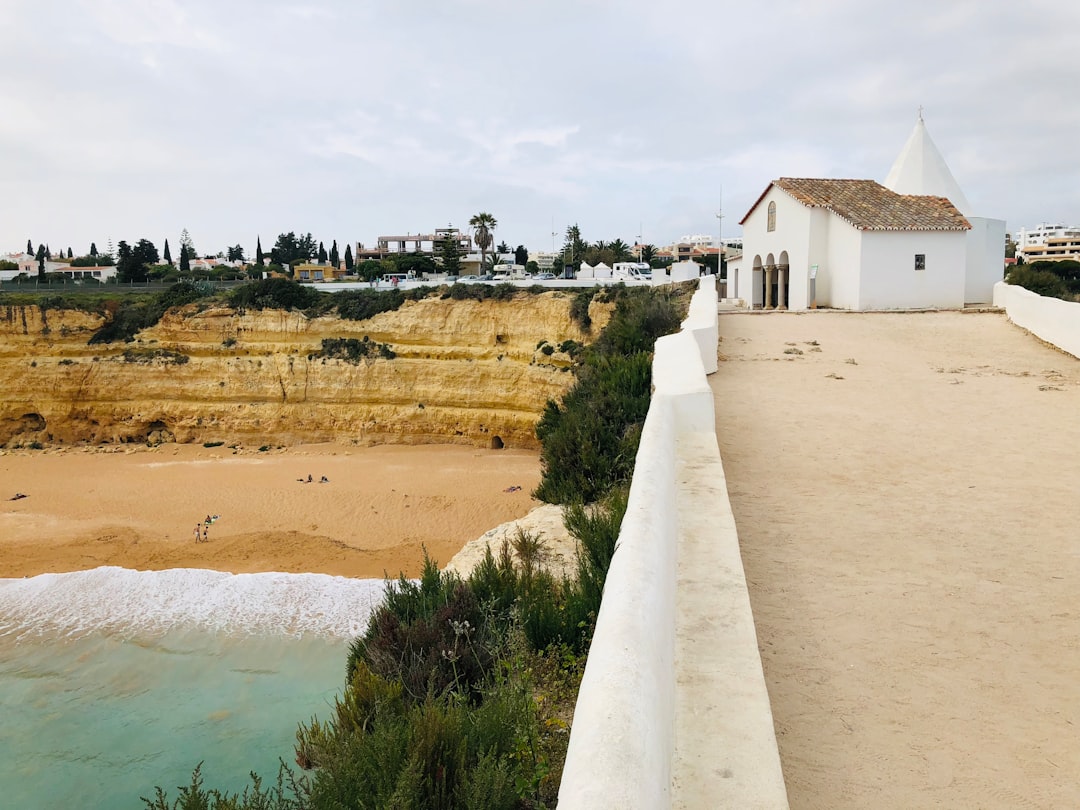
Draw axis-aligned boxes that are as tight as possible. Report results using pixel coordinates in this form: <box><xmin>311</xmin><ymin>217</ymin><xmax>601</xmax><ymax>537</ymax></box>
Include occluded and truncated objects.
<box><xmin>0</xmin><ymin>443</ymin><xmax>542</xmax><ymax>579</ymax></box>
<box><xmin>712</xmin><ymin>310</ymin><xmax>1080</xmax><ymax>808</ymax></box>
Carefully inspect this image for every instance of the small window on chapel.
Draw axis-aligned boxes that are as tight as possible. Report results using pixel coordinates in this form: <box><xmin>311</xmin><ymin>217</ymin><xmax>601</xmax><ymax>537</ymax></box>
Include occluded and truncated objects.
<box><xmin>914</xmin><ymin>253</ymin><xmax>926</xmax><ymax>271</ymax></box>
<box><xmin>767</xmin><ymin>201</ymin><xmax>776</xmax><ymax>232</ymax></box>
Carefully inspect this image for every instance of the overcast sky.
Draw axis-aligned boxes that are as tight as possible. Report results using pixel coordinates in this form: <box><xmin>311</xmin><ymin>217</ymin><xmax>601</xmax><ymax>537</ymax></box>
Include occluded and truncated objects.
<box><xmin>2</xmin><ymin>0</ymin><xmax>1078</xmax><ymax>259</ymax></box>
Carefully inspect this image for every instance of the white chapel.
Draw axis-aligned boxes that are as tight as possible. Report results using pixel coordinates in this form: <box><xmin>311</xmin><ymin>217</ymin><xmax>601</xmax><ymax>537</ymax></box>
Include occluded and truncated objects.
<box><xmin>730</xmin><ymin>115</ymin><xmax>1006</xmax><ymax>310</ymax></box>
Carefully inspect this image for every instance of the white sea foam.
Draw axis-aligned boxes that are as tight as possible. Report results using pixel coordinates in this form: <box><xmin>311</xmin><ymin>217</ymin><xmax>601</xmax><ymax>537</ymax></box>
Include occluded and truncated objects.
<box><xmin>0</xmin><ymin>567</ymin><xmax>388</xmax><ymax>640</ymax></box>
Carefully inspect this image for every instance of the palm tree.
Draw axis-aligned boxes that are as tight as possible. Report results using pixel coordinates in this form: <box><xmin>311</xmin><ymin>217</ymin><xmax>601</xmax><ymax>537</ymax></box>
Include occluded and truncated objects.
<box><xmin>640</xmin><ymin>244</ymin><xmax>657</xmax><ymax>264</ymax></box>
<box><xmin>607</xmin><ymin>238</ymin><xmax>632</xmax><ymax>262</ymax></box>
<box><xmin>469</xmin><ymin>213</ymin><xmax>497</xmax><ymax>271</ymax></box>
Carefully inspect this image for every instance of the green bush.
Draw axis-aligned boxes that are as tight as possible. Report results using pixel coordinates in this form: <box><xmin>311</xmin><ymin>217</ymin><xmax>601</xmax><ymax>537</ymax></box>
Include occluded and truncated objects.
<box><xmin>88</xmin><ymin>281</ymin><xmax>208</xmax><ymax>344</ymax></box>
<box><xmin>534</xmin><ymin>286</ymin><xmax>683</xmax><ymax>504</ymax></box>
<box><xmin>229</xmin><ymin>278</ymin><xmax>324</xmax><ymax>312</ymax></box>
<box><xmin>568</xmin><ymin>289</ymin><xmax>595</xmax><ymax>331</ymax></box>
<box><xmin>348</xmin><ymin>555</ymin><xmax>494</xmax><ymax>703</ymax></box>
<box><xmin>122</xmin><ymin>348</ymin><xmax>189</xmax><ymax>365</ymax></box>
<box><xmin>310</xmin><ymin>337</ymin><xmax>394</xmax><ymax>364</ymax></box>
<box><xmin>334</xmin><ymin>289</ymin><xmax>406</xmax><ymax>321</ymax></box>
<box><xmin>1006</xmin><ymin>265</ymin><xmax>1070</xmax><ymax>299</ymax></box>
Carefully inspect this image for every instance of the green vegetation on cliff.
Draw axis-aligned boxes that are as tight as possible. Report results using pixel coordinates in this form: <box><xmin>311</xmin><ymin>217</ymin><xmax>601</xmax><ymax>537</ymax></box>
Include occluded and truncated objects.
<box><xmin>142</xmin><ymin>282</ymin><xmax>688</xmax><ymax>809</ymax></box>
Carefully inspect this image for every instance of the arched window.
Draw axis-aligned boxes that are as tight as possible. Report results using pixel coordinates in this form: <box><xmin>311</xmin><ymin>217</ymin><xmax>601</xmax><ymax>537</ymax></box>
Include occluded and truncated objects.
<box><xmin>767</xmin><ymin>201</ymin><xmax>777</xmax><ymax>232</ymax></box>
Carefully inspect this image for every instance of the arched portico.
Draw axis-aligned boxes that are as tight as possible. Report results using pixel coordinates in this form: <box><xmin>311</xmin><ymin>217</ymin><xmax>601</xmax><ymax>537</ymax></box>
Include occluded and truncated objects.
<box><xmin>757</xmin><ymin>251</ymin><xmax>791</xmax><ymax>310</ymax></box>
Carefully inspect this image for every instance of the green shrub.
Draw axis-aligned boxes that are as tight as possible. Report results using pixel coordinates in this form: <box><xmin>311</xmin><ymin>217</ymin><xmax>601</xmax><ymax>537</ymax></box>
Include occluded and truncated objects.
<box><xmin>534</xmin><ymin>286</ymin><xmax>683</xmax><ymax>504</ymax></box>
<box><xmin>334</xmin><ymin>289</ymin><xmax>406</xmax><ymax>321</ymax></box>
<box><xmin>569</xmin><ymin>289</ymin><xmax>595</xmax><ymax>331</ymax></box>
<box><xmin>229</xmin><ymin>278</ymin><xmax>324</xmax><ymax>312</ymax></box>
<box><xmin>203</xmin><ymin>441</ymin><xmax>224</xmax><ymax>448</ymax></box>
<box><xmin>310</xmin><ymin>337</ymin><xmax>394</xmax><ymax>363</ymax></box>
<box><xmin>490</xmin><ymin>283</ymin><xmax>517</xmax><ymax>301</ymax></box>
<box><xmin>88</xmin><ymin>281</ymin><xmax>209</xmax><ymax>344</ymax></box>
<box><xmin>349</xmin><ymin>554</ymin><xmax>494</xmax><ymax>703</ymax></box>
<box><xmin>122</xmin><ymin>348</ymin><xmax>189</xmax><ymax>365</ymax></box>
<box><xmin>1007</xmin><ymin>265</ymin><xmax>1070</xmax><ymax>299</ymax></box>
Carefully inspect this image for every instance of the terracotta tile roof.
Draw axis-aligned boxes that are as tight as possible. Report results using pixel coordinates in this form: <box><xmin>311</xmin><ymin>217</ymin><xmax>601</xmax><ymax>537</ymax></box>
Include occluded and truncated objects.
<box><xmin>742</xmin><ymin>178</ymin><xmax>971</xmax><ymax>231</ymax></box>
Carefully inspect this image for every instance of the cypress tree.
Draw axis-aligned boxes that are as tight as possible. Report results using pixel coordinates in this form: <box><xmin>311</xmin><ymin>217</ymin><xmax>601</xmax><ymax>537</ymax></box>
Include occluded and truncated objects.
<box><xmin>67</xmin><ymin>247</ymin><xmax>73</xmax><ymax>259</ymax></box>
<box><xmin>344</xmin><ymin>244</ymin><xmax>354</xmax><ymax>270</ymax></box>
<box><xmin>163</xmin><ymin>239</ymin><xmax>172</xmax><ymax>265</ymax></box>
<box><xmin>35</xmin><ymin>244</ymin><xmax>46</xmax><ymax>277</ymax></box>
<box><xmin>256</xmin><ymin>237</ymin><xmax>264</xmax><ymax>266</ymax></box>
<box><xmin>90</xmin><ymin>242</ymin><xmax>98</xmax><ymax>257</ymax></box>
<box><xmin>329</xmin><ymin>240</ymin><xmax>340</xmax><ymax>268</ymax></box>
<box><xmin>318</xmin><ymin>241</ymin><xmax>327</xmax><ymax>264</ymax></box>
<box><xmin>27</xmin><ymin>239</ymin><xmax>33</xmax><ymax>255</ymax></box>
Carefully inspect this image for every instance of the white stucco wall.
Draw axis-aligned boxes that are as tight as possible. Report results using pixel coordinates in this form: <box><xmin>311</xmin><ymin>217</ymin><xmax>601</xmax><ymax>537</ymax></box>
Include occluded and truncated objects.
<box><xmin>965</xmin><ymin>217</ymin><xmax>1006</xmax><ymax>304</ymax></box>
<box><xmin>821</xmin><ymin>216</ymin><xmax>863</xmax><ymax>310</ymax></box>
<box><xmin>858</xmin><ymin>230</ymin><xmax>967</xmax><ymax>309</ymax></box>
<box><xmin>741</xmin><ymin>186</ymin><xmax>812</xmax><ymax>309</ymax></box>
<box><xmin>654</xmin><ymin>260</ymin><xmax>702</xmax><ymax>285</ymax></box>
<box><xmin>994</xmin><ymin>281</ymin><xmax>1080</xmax><ymax>359</ymax></box>
<box><xmin>558</xmin><ymin>278</ymin><xmax>787</xmax><ymax>809</ymax></box>
<box><xmin>681</xmin><ymin>275</ymin><xmax>719</xmax><ymax>374</ymax></box>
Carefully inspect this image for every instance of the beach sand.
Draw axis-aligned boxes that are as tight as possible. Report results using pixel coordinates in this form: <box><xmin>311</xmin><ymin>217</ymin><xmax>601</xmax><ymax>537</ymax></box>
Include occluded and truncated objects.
<box><xmin>712</xmin><ymin>310</ymin><xmax>1080</xmax><ymax>808</ymax></box>
<box><xmin>0</xmin><ymin>443</ymin><xmax>542</xmax><ymax>579</ymax></box>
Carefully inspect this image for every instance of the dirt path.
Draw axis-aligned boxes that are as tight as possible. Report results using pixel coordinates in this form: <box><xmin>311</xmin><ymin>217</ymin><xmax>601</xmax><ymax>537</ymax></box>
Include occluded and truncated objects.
<box><xmin>711</xmin><ymin>310</ymin><xmax>1080</xmax><ymax>809</ymax></box>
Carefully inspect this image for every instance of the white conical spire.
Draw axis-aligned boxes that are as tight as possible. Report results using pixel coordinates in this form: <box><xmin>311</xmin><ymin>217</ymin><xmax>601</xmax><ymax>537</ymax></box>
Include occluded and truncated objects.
<box><xmin>883</xmin><ymin>111</ymin><xmax>972</xmax><ymax>215</ymax></box>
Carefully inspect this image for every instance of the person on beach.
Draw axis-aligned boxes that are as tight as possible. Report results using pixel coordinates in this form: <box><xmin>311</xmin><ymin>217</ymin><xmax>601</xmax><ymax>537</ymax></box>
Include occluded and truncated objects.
<box><xmin>203</xmin><ymin>525</ymin><xmax>209</xmax><ymax>543</ymax></box>
<box><xmin>194</xmin><ymin>524</ymin><xmax>202</xmax><ymax>543</ymax></box>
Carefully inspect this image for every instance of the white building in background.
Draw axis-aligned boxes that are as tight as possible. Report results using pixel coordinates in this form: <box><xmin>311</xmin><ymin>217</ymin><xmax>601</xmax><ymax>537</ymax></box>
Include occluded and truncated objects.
<box><xmin>731</xmin><ymin>115</ymin><xmax>1005</xmax><ymax>310</ymax></box>
<box><xmin>529</xmin><ymin>251</ymin><xmax>560</xmax><ymax>271</ymax></box>
<box><xmin>1019</xmin><ymin>235</ymin><xmax>1080</xmax><ymax>263</ymax></box>
<box><xmin>1013</xmin><ymin>223</ymin><xmax>1080</xmax><ymax>261</ymax></box>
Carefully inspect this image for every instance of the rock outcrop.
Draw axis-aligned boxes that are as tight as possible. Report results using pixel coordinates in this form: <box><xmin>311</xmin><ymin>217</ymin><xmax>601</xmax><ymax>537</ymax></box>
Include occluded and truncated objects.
<box><xmin>0</xmin><ymin>293</ymin><xmax>608</xmax><ymax>449</ymax></box>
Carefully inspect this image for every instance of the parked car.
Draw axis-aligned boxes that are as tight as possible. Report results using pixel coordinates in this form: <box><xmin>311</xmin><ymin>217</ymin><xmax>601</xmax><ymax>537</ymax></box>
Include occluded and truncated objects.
<box><xmin>533</xmin><ymin>272</ymin><xmax>556</xmax><ymax>280</ymax></box>
<box><xmin>478</xmin><ymin>273</ymin><xmax>495</xmax><ymax>281</ymax></box>
<box><xmin>456</xmin><ymin>275</ymin><xmax>479</xmax><ymax>281</ymax></box>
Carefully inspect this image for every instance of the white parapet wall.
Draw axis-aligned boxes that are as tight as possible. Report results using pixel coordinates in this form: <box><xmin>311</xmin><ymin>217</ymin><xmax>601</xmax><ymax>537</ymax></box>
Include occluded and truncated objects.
<box><xmin>558</xmin><ymin>278</ymin><xmax>788</xmax><ymax>809</ymax></box>
<box><xmin>994</xmin><ymin>281</ymin><xmax>1080</xmax><ymax>360</ymax></box>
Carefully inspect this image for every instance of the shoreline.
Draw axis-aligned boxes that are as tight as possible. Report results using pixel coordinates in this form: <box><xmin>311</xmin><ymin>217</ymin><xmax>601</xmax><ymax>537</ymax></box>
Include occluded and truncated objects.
<box><xmin>0</xmin><ymin>442</ymin><xmax>543</xmax><ymax>580</ymax></box>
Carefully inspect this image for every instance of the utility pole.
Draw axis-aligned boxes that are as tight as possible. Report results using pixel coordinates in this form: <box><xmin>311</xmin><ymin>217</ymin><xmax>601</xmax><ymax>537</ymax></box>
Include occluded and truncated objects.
<box><xmin>715</xmin><ymin>184</ymin><xmax>724</xmax><ymax>275</ymax></box>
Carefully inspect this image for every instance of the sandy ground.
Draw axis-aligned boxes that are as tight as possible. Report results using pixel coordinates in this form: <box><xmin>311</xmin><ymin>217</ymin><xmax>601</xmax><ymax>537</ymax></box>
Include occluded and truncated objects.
<box><xmin>0</xmin><ymin>443</ymin><xmax>542</xmax><ymax>579</ymax></box>
<box><xmin>711</xmin><ymin>310</ymin><xmax>1080</xmax><ymax>809</ymax></box>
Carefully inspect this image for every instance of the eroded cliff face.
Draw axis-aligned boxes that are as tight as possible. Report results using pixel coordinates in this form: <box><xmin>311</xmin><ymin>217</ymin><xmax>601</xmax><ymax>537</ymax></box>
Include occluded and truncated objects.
<box><xmin>0</xmin><ymin>294</ymin><xmax>609</xmax><ymax>449</ymax></box>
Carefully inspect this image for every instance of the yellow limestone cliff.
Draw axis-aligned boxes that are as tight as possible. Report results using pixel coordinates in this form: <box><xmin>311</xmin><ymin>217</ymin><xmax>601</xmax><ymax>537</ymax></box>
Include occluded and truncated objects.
<box><xmin>0</xmin><ymin>293</ymin><xmax>609</xmax><ymax>449</ymax></box>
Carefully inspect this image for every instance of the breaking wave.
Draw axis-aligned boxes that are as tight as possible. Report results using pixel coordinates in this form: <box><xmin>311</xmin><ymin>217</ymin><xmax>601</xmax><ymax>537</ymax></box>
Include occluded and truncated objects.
<box><xmin>0</xmin><ymin>566</ymin><xmax>386</xmax><ymax>640</ymax></box>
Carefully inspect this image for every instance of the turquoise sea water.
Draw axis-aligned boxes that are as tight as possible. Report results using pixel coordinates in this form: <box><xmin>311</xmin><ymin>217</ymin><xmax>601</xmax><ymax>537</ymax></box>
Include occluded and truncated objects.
<box><xmin>0</xmin><ymin>568</ymin><xmax>386</xmax><ymax>809</ymax></box>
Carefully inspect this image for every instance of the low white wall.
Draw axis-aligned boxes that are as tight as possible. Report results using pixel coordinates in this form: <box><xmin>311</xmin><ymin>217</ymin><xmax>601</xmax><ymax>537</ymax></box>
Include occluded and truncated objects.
<box><xmin>682</xmin><ymin>275</ymin><xmax>719</xmax><ymax>375</ymax></box>
<box><xmin>559</xmin><ymin>279</ymin><xmax>787</xmax><ymax>809</ymax></box>
<box><xmin>994</xmin><ymin>281</ymin><xmax>1080</xmax><ymax>360</ymax></box>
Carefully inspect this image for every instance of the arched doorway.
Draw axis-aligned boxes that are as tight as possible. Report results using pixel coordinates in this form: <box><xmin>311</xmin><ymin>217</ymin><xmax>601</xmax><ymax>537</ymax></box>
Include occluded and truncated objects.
<box><xmin>777</xmin><ymin>250</ymin><xmax>790</xmax><ymax>309</ymax></box>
